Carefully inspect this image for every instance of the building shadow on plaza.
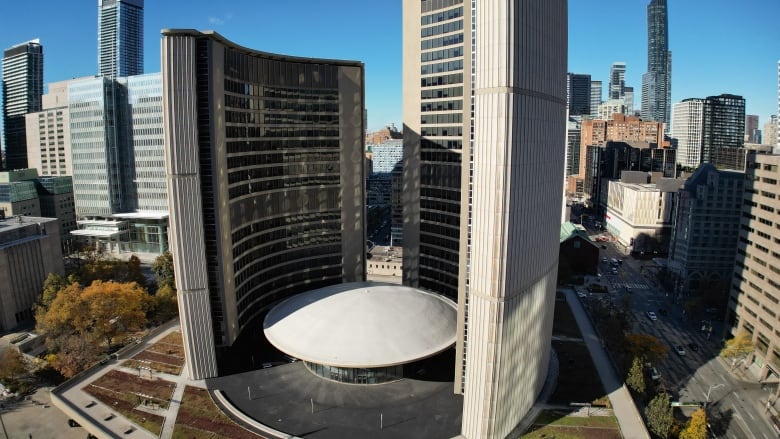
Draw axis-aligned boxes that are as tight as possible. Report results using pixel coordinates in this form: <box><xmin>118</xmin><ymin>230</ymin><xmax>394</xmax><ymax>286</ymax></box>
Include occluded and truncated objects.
<box><xmin>205</xmin><ymin>321</ymin><xmax>462</xmax><ymax>439</ymax></box>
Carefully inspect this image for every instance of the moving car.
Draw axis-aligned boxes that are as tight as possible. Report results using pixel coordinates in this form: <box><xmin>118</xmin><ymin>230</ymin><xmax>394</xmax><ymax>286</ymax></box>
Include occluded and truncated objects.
<box><xmin>646</xmin><ymin>311</ymin><xmax>658</xmax><ymax>321</ymax></box>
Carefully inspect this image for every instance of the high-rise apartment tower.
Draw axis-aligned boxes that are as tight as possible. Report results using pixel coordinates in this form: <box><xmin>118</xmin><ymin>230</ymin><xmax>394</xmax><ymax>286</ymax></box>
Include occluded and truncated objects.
<box><xmin>98</xmin><ymin>0</ymin><xmax>144</xmax><ymax>78</ymax></box>
<box><xmin>403</xmin><ymin>1</ymin><xmax>567</xmax><ymax>437</ymax></box>
<box><xmin>2</xmin><ymin>39</ymin><xmax>43</xmax><ymax>171</ymax></box>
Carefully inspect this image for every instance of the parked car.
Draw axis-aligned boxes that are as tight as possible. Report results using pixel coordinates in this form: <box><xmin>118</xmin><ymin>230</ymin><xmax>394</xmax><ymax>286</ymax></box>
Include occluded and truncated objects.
<box><xmin>646</xmin><ymin>311</ymin><xmax>658</xmax><ymax>321</ymax></box>
<box><xmin>674</xmin><ymin>345</ymin><xmax>686</xmax><ymax>356</ymax></box>
<box><xmin>688</xmin><ymin>343</ymin><xmax>699</xmax><ymax>352</ymax></box>
<box><xmin>658</xmin><ymin>308</ymin><xmax>668</xmax><ymax>316</ymax></box>
<box><xmin>650</xmin><ymin>367</ymin><xmax>661</xmax><ymax>381</ymax></box>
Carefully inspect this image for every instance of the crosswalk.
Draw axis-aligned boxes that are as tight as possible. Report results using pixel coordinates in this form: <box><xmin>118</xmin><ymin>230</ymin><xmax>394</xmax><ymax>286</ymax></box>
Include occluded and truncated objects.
<box><xmin>612</xmin><ymin>282</ymin><xmax>649</xmax><ymax>290</ymax></box>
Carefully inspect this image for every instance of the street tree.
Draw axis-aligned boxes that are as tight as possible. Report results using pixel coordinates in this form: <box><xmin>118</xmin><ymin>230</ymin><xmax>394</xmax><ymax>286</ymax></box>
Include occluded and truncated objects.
<box><xmin>624</xmin><ymin>333</ymin><xmax>669</xmax><ymax>365</ymax></box>
<box><xmin>679</xmin><ymin>408</ymin><xmax>707</xmax><ymax>439</ymax></box>
<box><xmin>0</xmin><ymin>348</ymin><xmax>27</xmax><ymax>382</ymax></box>
<box><xmin>626</xmin><ymin>356</ymin><xmax>646</xmax><ymax>396</ymax></box>
<box><xmin>720</xmin><ymin>332</ymin><xmax>754</xmax><ymax>370</ymax></box>
<box><xmin>645</xmin><ymin>391</ymin><xmax>674</xmax><ymax>439</ymax></box>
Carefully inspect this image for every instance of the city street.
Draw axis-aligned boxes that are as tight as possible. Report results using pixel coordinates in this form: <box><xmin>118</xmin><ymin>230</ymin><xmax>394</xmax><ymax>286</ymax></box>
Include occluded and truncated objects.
<box><xmin>587</xmin><ymin>230</ymin><xmax>778</xmax><ymax>439</ymax></box>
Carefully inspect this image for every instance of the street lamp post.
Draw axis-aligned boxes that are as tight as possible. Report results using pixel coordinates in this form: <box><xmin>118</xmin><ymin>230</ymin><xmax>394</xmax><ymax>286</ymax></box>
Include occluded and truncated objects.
<box><xmin>705</xmin><ymin>383</ymin><xmax>725</xmax><ymax>407</ymax></box>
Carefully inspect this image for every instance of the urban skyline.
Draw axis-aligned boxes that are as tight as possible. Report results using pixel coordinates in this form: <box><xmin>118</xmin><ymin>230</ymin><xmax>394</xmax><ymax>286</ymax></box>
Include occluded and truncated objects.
<box><xmin>0</xmin><ymin>0</ymin><xmax>777</xmax><ymax>136</ymax></box>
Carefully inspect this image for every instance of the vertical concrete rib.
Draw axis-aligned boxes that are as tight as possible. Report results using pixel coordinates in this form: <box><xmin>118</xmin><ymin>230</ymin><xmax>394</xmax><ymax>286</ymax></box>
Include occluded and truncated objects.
<box><xmin>460</xmin><ymin>1</ymin><xmax>567</xmax><ymax>438</ymax></box>
<box><xmin>162</xmin><ymin>35</ymin><xmax>218</xmax><ymax>379</ymax></box>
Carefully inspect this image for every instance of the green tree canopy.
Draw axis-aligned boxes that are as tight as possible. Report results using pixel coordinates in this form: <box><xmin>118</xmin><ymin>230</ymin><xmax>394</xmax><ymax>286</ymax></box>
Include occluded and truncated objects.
<box><xmin>39</xmin><ymin>272</ymin><xmax>69</xmax><ymax>309</ymax></box>
<box><xmin>152</xmin><ymin>251</ymin><xmax>175</xmax><ymax>290</ymax></box>
<box><xmin>626</xmin><ymin>356</ymin><xmax>646</xmax><ymax>396</ymax></box>
<box><xmin>645</xmin><ymin>391</ymin><xmax>674</xmax><ymax>439</ymax></box>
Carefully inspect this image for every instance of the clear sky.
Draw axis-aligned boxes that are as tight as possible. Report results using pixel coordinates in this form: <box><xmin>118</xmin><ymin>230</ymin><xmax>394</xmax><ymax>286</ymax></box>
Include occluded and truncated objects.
<box><xmin>1</xmin><ymin>1</ymin><xmax>778</xmax><ymax>135</ymax></box>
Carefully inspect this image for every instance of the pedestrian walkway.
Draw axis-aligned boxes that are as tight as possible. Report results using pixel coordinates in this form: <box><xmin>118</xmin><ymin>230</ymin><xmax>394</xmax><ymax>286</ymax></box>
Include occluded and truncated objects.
<box><xmin>50</xmin><ymin>323</ymin><xmax>207</xmax><ymax>439</ymax></box>
<box><xmin>565</xmin><ymin>289</ymin><xmax>651</xmax><ymax>439</ymax></box>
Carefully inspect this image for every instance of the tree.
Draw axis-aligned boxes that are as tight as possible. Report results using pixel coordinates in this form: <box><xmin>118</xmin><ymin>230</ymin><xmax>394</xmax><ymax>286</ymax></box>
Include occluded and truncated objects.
<box><xmin>152</xmin><ymin>251</ymin><xmax>175</xmax><ymax>290</ymax></box>
<box><xmin>679</xmin><ymin>408</ymin><xmax>707</xmax><ymax>439</ymax></box>
<box><xmin>82</xmin><ymin>281</ymin><xmax>149</xmax><ymax>347</ymax></box>
<box><xmin>720</xmin><ymin>332</ymin><xmax>754</xmax><ymax>370</ymax></box>
<box><xmin>36</xmin><ymin>283</ymin><xmax>91</xmax><ymax>342</ymax></box>
<box><xmin>626</xmin><ymin>356</ymin><xmax>646</xmax><ymax>395</ymax></box>
<box><xmin>115</xmin><ymin>255</ymin><xmax>147</xmax><ymax>288</ymax></box>
<box><xmin>624</xmin><ymin>333</ymin><xmax>669</xmax><ymax>366</ymax></box>
<box><xmin>39</xmin><ymin>272</ymin><xmax>69</xmax><ymax>309</ymax></box>
<box><xmin>149</xmin><ymin>283</ymin><xmax>178</xmax><ymax>324</ymax></box>
<box><xmin>645</xmin><ymin>391</ymin><xmax>674</xmax><ymax>439</ymax></box>
<box><xmin>46</xmin><ymin>335</ymin><xmax>101</xmax><ymax>378</ymax></box>
<box><xmin>37</xmin><ymin>280</ymin><xmax>149</xmax><ymax>348</ymax></box>
<box><xmin>0</xmin><ymin>348</ymin><xmax>27</xmax><ymax>382</ymax></box>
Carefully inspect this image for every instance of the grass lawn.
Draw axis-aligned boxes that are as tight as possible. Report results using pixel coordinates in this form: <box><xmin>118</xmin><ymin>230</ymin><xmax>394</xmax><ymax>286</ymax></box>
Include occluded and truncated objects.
<box><xmin>521</xmin><ymin>410</ymin><xmax>621</xmax><ymax>439</ymax></box>
<box><xmin>172</xmin><ymin>386</ymin><xmax>263</xmax><ymax>439</ymax></box>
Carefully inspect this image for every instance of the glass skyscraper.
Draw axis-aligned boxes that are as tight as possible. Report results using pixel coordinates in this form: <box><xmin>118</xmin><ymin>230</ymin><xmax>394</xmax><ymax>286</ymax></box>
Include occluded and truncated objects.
<box><xmin>98</xmin><ymin>0</ymin><xmax>144</xmax><ymax>78</ymax></box>
<box><xmin>641</xmin><ymin>0</ymin><xmax>672</xmax><ymax>127</ymax></box>
<box><xmin>2</xmin><ymin>39</ymin><xmax>43</xmax><ymax>171</ymax></box>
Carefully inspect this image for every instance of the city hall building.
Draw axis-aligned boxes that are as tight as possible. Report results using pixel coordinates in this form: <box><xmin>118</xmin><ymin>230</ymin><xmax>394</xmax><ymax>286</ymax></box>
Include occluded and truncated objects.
<box><xmin>162</xmin><ymin>30</ymin><xmax>365</xmax><ymax>379</ymax></box>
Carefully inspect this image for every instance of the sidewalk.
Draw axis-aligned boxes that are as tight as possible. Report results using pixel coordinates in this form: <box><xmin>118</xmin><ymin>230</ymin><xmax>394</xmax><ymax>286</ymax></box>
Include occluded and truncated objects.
<box><xmin>719</xmin><ymin>356</ymin><xmax>780</xmax><ymax>433</ymax></box>
<box><xmin>565</xmin><ymin>289</ymin><xmax>651</xmax><ymax>439</ymax></box>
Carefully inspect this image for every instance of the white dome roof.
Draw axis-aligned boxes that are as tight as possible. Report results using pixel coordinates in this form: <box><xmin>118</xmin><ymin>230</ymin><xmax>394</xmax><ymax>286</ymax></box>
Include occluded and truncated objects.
<box><xmin>263</xmin><ymin>282</ymin><xmax>457</xmax><ymax>368</ymax></box>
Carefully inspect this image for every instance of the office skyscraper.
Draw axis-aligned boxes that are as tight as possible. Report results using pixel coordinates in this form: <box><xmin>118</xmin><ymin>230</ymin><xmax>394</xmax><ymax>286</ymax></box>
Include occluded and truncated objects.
<box><xmin>2</xmin><ymin>39</ymin><xmax>43</xmax><ymax>171</ymax></box>
<box><xmin>641</xmin><ymin>0</ymin><xmax>672</xmax><ymax>127</ymax></box>
<box><xmin>162</xmin><ymin>30</ymin><xmax>365</xmax><ymax>380</ymax></box>
<box><xmin>98</xmin><ymin>0</ymin><xmax>144</xmax><ymax>78</ymax></box>
<box><xmin>567</xmin><ymin>73</ymin><xmax>591</xmax><ymax>116</ymax></box>
<box><xmin>403</xmin><ymin>1</ymin><xmax>566</xmax><ymax>437</ymax></box>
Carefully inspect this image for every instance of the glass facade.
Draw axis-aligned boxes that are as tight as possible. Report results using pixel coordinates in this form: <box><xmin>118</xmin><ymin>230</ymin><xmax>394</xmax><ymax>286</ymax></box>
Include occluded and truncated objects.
<box><xmin>2</xmin><ymin>40</ymin><xmax>43</xmax><ymax>170</ymax></box>
<box><xmin>304</xmin><ymin>361</ymin><xmax>403</xmax><ymax>385</ymax></box>
<box><xmin>123</xmin><ymin>73</ymin><xmax>166</xmax><ymax>212</ymax></box>
<box><xmin>98</xmin><ymin>0</ymin><xmax>144</xmax><ymax>78</ymax></box>
<box><xmin>69</xmin><ymin>77</ymin><xmax>124</xmax><ymax>217</ymax></box>
<box><xmin>416</xmin><ymin>0</ymin><xmax>466</xmax><ymax>300</ymax></box>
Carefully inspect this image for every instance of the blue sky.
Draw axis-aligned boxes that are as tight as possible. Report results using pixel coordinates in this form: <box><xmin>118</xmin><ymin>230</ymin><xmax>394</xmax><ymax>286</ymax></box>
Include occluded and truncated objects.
<box><xmin>1</xmin><ymin>1</ymin><xmax>778</xmax><ymax>134</ymax></box>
